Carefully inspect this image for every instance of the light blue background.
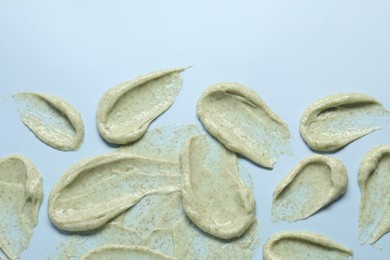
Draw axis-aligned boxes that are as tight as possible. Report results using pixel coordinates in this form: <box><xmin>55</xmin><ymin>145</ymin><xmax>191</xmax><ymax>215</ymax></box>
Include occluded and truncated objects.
<box><xmin>0</xmin><ymin>0</ymin><xmax>389</xmax><ymax>259</ymax></box>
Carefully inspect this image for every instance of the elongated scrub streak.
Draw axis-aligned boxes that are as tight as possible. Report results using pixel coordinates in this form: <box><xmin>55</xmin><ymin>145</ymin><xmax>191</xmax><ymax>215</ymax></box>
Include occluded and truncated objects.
<box><xmin>0</xmin><ymin>155</ymin><xmax>43</xmax><ymax>259</ymax></box>
<box><xmin>97</xmin><ymin>68</ymin><xmax>186</xmax><ymax>144</ymax></box>
<box><xmin>272</xmin><ymin>155</ymin><xmax>348</xmax><ymax>222</ymax></box>
<box><xmin>197</xmin><ymin>82</ymin><xmax>291</xmax><ymax>168</ymax></box>
<box><xmin>300</xmin><ymin>93</ymin><xmax>390</xmax><ymax>151</ymax></box>
<box><xmin>13</xmin><ymin>92</ymin><xmax>84</xmax><ymax>151</ymax></box>
<box><xmin>180</xmin><ymin>135</ymin><xmax>255</xmax><ymax>239</ymax></box>
<box><xmin>263</xmin><ymin>231</ymin><xmax>353</xmax><ymax>260</ymax></box>
<box><xmin>359</xmin><ymin>144</ymin><xmax>390</xmax><ymax>244</ymax></box>
<box><xmin>81</xmin><ymin>245</ymin><xmax>175</xmax><ymax>260</ymax></box>
<box><xmin>48</xmin><ymin>153</ymin><xmax>181</xmax><ymax>232</ymax></box>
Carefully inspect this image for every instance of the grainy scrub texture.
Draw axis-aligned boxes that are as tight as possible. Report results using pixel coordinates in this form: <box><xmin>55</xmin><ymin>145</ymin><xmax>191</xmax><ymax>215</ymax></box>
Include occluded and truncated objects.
<box><xmin>48</xmin><ymin>154</ymin><xmax>181</xmax><ymax>232</ymax></box>
<box><xmin>51</xmin><ymin>125</ymin><xmax>260</xmax><ymax>260</ymax></box>
<box><xmin>197</xmin><ymin>82</ymin><xmax>291</xmax><ymax>168</ymax></box>
<box><xmin>0</xmin><ymin>155</ymin><xmax>43</xmax><ymax>259</ymax></box>
<box><xmin>13</xmin><ymin>92</ymin><xmax>84</xmax><ymax>151</ymax></box>
<box><xmin>358</xmin><ymin>145</ymin><xmax>390</xmax><ymax>244</ymax></box>
<box><xmin>96</xmin><ymin>68</ymin><xmax>186</xmax><ymax>145</ymax></box>
<box><xmin>81</xmin><ymin>245</ymin><xmax>175</xmax><ymax>260</ymax></box>
<box><xmin>300</xmin><ymin>93</ymin><xmax>390</xmax><ymax>152</ymax></box>
<box><xmin>180</xmin><ymin>135</ymin><xmax>255</xmax><ymax>239</ymax></box>
<box><xmin>272</xmin><ymin>155</ymin><xmax>348</xmax><ymax>222</ymax></box>
<box><xmin>263</xmin><ymin>231</ymin><xmax>353</xmax><ymax>260</ymax></box>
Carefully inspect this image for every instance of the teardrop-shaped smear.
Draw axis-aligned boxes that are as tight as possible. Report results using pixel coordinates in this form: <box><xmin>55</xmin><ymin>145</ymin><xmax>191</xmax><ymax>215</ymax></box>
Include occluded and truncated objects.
<box><xmin>48</xmin><ymin>153</ymin><xmax>181</xmax><ymax>232</ymax></box>
<box><xmin>97</xmin><ymin>68</ymin><xmax>186</xmax><ymax>144</ymax></box>
<box><xmin>359</xmin><ymin>144</ymin><xmax>390</xmax><ymax>244</ymax></box>
<box><xmin>81</xmin><ymin>245</ymin><xmax>175</xmax><ymax>260</ymax></box>
<box><xmin>263</xmin><ymin>231</ymin><xmax>353</xmax><ymax>260</ymax></box>
<box><xmin>300</xmin><ymin>93</ymin><xmax>390</xmax><ymax>151</ymax></box>
<box><xmin>197</xmin><ymin>82</ymin><xmax>291</xmax><ymax>168</ymax></box>
<box><xmin>180</xmin><ymin>134</ymin><xmax>255</xmax><ymax>239</ymax></box>
<box><xmin>272</xmin><ymin>155</ymin><xmax>347</xmax><ymax>222</ymax></box>
<box><xmin>0</xmin><ymin>155</ymin><xmax>43</xmax><ymax>259</ymax></box>
<box><xmin>13</xmin><ymin>92</ymin><xmax>84</xmax><ymax>151</ymax></box>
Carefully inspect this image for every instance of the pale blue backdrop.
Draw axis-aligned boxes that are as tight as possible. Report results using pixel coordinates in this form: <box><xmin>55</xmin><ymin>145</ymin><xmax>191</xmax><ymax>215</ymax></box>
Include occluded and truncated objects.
<box><xmin>0</xmin><ymin>0</ymin><xmax>389</xmax><ymax>259</ymax></box>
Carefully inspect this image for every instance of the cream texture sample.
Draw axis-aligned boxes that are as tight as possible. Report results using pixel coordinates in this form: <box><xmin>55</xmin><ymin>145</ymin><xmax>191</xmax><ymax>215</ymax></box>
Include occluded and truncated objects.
<box><xmin>180</xmin><ymin>135</ymin><xmax>255</xmax><ymax>239</ymax></box>
<box><xmin>197</xmin><ymin>82</ymin><xmax>291</xmax><ymax>168</ymax></box>
<box><xmin>300</xmin><ymin>93</ymin><xmax>390</xmax><ymax>151</ymax></box>
<box><xmin>52</xmin><ymin>125</ymin><xmax>260</xmax><ymax>260</ymax></box>
<box><xmin>0</xmin><ymin>155</ymin><xmax>43</xmax><ymax>259</ymax></box>
<box><xmin>13</xmin><ymin>92</ymin><xmax>84</xmax><ymax>151</ymax></box>
<box><xmin>263</xmin><ymin>231</ymin><xmax>353</xmax><ymax>260</ymax></box>
<box><xmin>272</xmin><ymin>155</ymin><xmax>348</xmax><ymax>222</ymax></box>
<box><xmin>48</xmin><ymin>153</ymin><xmax>181</xmax><ymax>232</ymax></box>
<box><xmin>81</xmin><ymin>245</ymin><xmax>175</xmax><ymax>260</ymax></box>
<box><xmin>97</xmin><ymin>68</ymin><xmax>186</xmax><ymax>144</ymax></box>
<box><xmin>359</xmin><ymin>144</ymin><xmax>390</xmax><ymax>244</ymax></box>
<box><xmin>56</xmin><ymin>191</ymin><xmax>260</xmax><ymax>260</ymax></box>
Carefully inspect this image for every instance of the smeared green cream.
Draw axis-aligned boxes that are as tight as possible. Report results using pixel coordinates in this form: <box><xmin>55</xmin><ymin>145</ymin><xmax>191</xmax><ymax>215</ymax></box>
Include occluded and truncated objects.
<box><xmin>96</xmin><ymin>68</ymin><xmax>186</xmax><ymax>144</ymax></box>
<box><xmin>0</xmin><ymin>155</ymin><xmax>43</xmax><ymax>259</ymax></box>
<box><xmin>48</xmin><ymin>154</ymin><xmax>181</xmax><ymax>232</ymax></box>
<box><xmin>197</xmin><ymin>82</ymin><xmax>291</xmax><ymax>168</ymax></box>
<box><xmin>13</xmin><ymin>92</ymin><xmax>84</xmax><ymax>151</ymax></box>
<box><xmin>180</xmin><ymin>135</ymin><xmax>255</xmax><ymax>239</ymax></box>
<box><xmin>81</xmin><ymin>245</ymin><xmax>175</xmax><ymax>260</ymax></box>
<box><xmin>272</xmin><ymin>155</ymin><xmax>347</xmax><ymax>222</ymax></box>
<box><xmin>300</xmin><ymin>93</ymin><xmax>389</xmax><ymax>151</ymax></box>
<box><xmin>359</xmin><ymin>144</ymin><xmax>390</xmax><ymax>244</ymax></box>
<box><xmin>263</xmin><ymin>231</ymin><xmax>353</xmax><ymax>260</ymax></box>
<box><xmin>51</xmin><ymin>125</ymin><xmax>260</xmax><ymax>259</ymax></box>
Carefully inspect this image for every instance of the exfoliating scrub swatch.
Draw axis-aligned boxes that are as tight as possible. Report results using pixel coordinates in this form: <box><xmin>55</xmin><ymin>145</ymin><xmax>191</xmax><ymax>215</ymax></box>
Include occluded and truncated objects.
<box><xmin>13</xmin><ymin>92</ymin><xmax>84</xmax><ymax>151</ymax></box>
<box><xmin>300</xmin><ymin>93</ymin><xmax>390</xmax><ymax>152</ymax></box>
<box><xmin>6</xmin><ymin>67</ymin><xmax>389</xmax><ymax>260</ymax></box>
<box><xmin>180</xmin><ymin>134</ymin><xmax>256</xmax><ymax>239</ymax></box>
<box><xmin>50</xmin><ymin>124</ymin><xmax>260</xmax><ymax>259</ymax></box>
<box><xmin>197</xmin><ymin>82</ymin><xmax>291</xmax><ymax>168</ymax></box>
<box><xmin>263</xmin><ymin>231</ymin><xmax>353</xmax><ymax>260</ymax></box>
<box><xmin>56</xmin><ymin>192</ymin><xmax>183</xmax><ymax>258</ymax></box>
<box><xmin>97</xmin><ymin>68</ymin><xmax>186</xmax><ymax>145</ymax></box>
<box><xmin>81</xmin><ymin>245</ymin><xmax>175</xmax><ymax>260</ymax></box>
<box><xmin>358</xmin><ymin>144</ymin><xmax>390</xmax><ymax>245</ymax></box>
<box><xmin>272</xmin><ymin>154</ymin><xmax>348</xmax><ymax>222</ymax></box>
<box><xmin>48</xmin><ymin>154</ymin><xmax>181</xmax><ymax>232</ymax></box>
<box><xmin>55</xmin><ymin>192</ymin><xmax>261</xmax><ymax>259</ymax></box>
<box><xmin>0</xmin><ymin>156</ymin><xmax>43</xmax><ymax>259</ymax></box>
